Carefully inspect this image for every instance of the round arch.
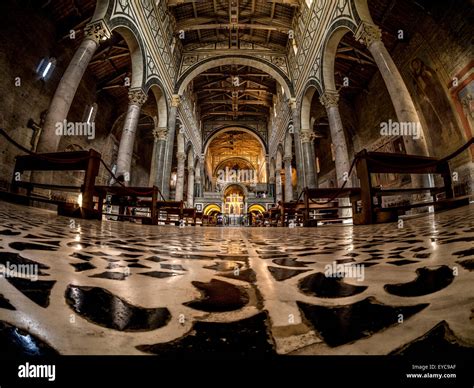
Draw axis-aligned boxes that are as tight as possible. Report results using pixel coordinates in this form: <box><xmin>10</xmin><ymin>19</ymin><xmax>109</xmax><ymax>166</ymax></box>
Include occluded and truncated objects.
<box><xmin>301</xmin><ymin>81</ymin><xmax>322</xmax><ymax>131</ymax></box>
<box><xmin>176</xmin><ymin>55</ymin><xmax>294</xmax><ymax>98</ymax></box>
<box><xmin>147</xmin><ymin>81</ymin><xmax>168</xmax><ymax>129</ymax></box>
<box><xmin>203</xmin><ymin>204</ymin><xmax>221</xmax><ymax>216</ymax></box>
<box><xmin>203</xmin><ymin>126</ymin><xmax>267</xmax><ymax>156</ymax></box>
<box><xmin>222</xmin><ymin>182</ymin><xmax>249</xmax><ymax>198</ymax></box>
<box><xmin>321</xmin><ymin>21</ymin><xmax>357</xmax><ymax>91</ymax></box>
<box><xmin>248</xmin><ymin>204</ymin><xmax>266</xmax><ymax>214</ymax></box>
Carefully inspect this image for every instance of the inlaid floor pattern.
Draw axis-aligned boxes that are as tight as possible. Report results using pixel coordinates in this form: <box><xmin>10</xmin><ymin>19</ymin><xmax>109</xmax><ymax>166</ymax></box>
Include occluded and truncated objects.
<box><xmin>0</xmin><ymin>201</ymin><xmax>473</xmax><ymax>356</ymax></box>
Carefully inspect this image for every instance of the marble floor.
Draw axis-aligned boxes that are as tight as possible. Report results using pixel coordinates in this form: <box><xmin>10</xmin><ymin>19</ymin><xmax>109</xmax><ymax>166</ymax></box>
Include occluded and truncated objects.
<box><xmin>0</xmin><ymin>200</ymin><xmax>473</xmax><ymax>357</ymax></box>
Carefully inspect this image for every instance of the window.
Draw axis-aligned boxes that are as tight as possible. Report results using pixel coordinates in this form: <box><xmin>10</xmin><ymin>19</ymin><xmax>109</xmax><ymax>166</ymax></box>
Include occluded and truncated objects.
<box><xmin>83</xmin><ymin>103</ymin><xmax>98</xmax><ymax>124</ymax></box>
<box><xmin>36</xmin><ymin>57</ymin><xmax>56</xmax><ymax>80</ymax></box>
<box><xmin>305</xmin><ymin>0</ymin><xmax>314</xmax><ymax>8</ymax></box>
<box><xmin>292</xmin><ymin>40</ymin><xmax>298</xmax><ymax>55</ymax></box>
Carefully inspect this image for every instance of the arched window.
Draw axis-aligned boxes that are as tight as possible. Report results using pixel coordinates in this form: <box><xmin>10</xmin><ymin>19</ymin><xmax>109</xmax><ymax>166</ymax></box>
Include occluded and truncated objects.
<box><xmin>36</xmin><ymin>57</ymin><xmax>56</xmax><ymax>80</ymax></box>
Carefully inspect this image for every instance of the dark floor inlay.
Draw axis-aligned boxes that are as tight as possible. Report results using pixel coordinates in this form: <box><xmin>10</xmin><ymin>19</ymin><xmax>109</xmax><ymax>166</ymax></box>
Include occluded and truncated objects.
<box><xmin>65</xmin><ymin>285</ymin><xmax>171</xmax><ymax>332</ymax></box>
<box><xmin>0</xmin><ymin>251</ymin><xmax>49</xmax><ymax>270</ymax></box>
<box><xmin>272</xmin><ymin>258</ymin><xmax>308</xmax><ymax>267</ymax></box>
<box><xmin>136</xmin><ymin>312</ymin><xmax>274</xmax><ymax>356</ymax></box>
<box><xmin>297</xmin><ymin>298</ymin><xmax>429</xmax><ymax>347</ymax></box>
<box><xmin>0</xmin><ymin>294</ymin><xmax>15</xmax><ymax>310</ymax></box>
<box><xmin>145</xmin><ymin>256</ymin><xmax>166</xmax><ymax>263</ymax></box>
<box><xmin>298</xmin><ymin>272</ymin><xmax>367</xmax><ymax>298</ymax></box>
<box><xmin>138</xmin><ymin>271</ymin><xmax>182</xmax><ymax>279</ymax></box>
<box><xmin>390</xmin><ymin>321</ymin><xmax>474</xmax><ymax>358</ymax></box>
<box><xmin>456</xmin><ymin>259</ymin><xmax>474</xmax><ymax>271</ymax></box>
<box><xmin>204</xmin><ymin>261</ymin><xmax>242</xmax><ymax>271</ymax></box>
<box><xmin>184</xmin><ymin>279</ymin><xmax>249</xmax><ymax>312</ymax></box>
<box><xmin>6</xmin><ymin>277</ymin><xmax>56</xmax><ymax>308</ymax></box>
<box><xmin>70</xmin><ymin>252</ymin><xmax>93</xmax><ymax>261</ymax></box>
<box><xmin>267</xmin><ymin>266</ymin><xmax>310</xmax><ymax>281</ymax></box>
<box><xmin>387</xmin><ymin>259</ymin><xmax>419</xmax><ymax>266</ymax></box>
<box><xmin>71</xmin><ymin>262</ymin><xmax>97</xmax><ymax>272</ymax></box>
<box><xmin>384</xmin><ymin>266</ymin><xmax>454</xmax><ymax>297</ymax></box>
<box><xmin>89</xmin><ymin>271</ymin><xmax>129</xmax><ymax>281</ymax></box>
<box><xmin>0</xmin><ymin>229</ymin><xmax>20</xmax><ymax>236</ymax></box>
<box><xmin>453</xmin><ymin>247</ymin><xmax>474</xmax><ymax>258</ymax></box>
<box><xmin>0</xmin><ymin>320</ymin><xmax>59</xmax><ymax>356</ymax></box>
<box><xmin>127</xmin><ymin>263</ymin><xmax>151</xmax><ymax>269</ymax></box>
<box><xmin>9</xmin><ymin>242</ymin><xmax>58</xmax><ymax>252</ymax></box>
<box><xmin>160</xmin><ymin>263</ymin><xmax>186</xmax><ymax>271</ymax></box>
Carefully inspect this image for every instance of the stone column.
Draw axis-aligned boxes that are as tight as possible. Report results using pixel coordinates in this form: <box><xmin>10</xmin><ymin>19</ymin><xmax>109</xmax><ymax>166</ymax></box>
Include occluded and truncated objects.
<box><xmin>284</xmin><ymin>156</ymin><xmax>293</xmax><ymax>202</ymax></box>
<box><xmin>37</xmin><ymin>20</ymin><xmax>110</xmax><ymax>153</ymax></box>
<box><xmin>194</xmin><ymin>157</ymin><xmax>202</xmax><ymax>197</ymax></box>
<box><xmin>289</xmin><ymin>98</ymin><xmax>305</xmax><ymax>193</ymax></box>
<box><xmin>187</xmin><ymin>166</ymin><xmax>195</xmax><ymax>207</ymax></box>
<box><xmin>355</xmin><ymin>22</ymin><xmax>429</xmax><ymax>158</ymax></box>
<box><xmin>175</xmin><ymin>152</ymin><xmax>186</xmax><ymax>201</ymax></box>
<box><xmin>275</xmin><ymin>153</ymin><xmax>283</xmax><ymax>203</ymax></box>
<box><xmin>115</xmin><ymin>88</ymin><xmax>147</xmax><ymax>186</ymax></box>
<box><xmin>320</xmin><ymin>90</ymin><xmax>351</xmax><ymax>188</ymax></box>
<box><xmin>300</xmin><ymin>130</ymin><xmax>318</xmax><ymax>188</ymax></box>
<box><xmin>149</xmin><ymin>127</ymin><xmax>168</xmax><ymax>189</ymax></box>
<box><xmin>355</xmin><ymin>21</ymin><xmax>431</xmax><ymax>188</ymax></box>
<box><xmin>320</xmin><ymin>90</ymin><xmax>352</xmax><ymax>217</ymax></box>
<box><xmin>162</xmin><ymin>95</ymin><xmax>180</xmax><ymax>199</ymax></box>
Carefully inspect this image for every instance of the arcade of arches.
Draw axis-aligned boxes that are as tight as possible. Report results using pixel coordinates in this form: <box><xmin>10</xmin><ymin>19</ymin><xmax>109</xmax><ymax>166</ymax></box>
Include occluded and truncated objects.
<box><xmin>0</xmin><ymin>0</ymin><xmax>473</xmax><ymax>359</ymax></box>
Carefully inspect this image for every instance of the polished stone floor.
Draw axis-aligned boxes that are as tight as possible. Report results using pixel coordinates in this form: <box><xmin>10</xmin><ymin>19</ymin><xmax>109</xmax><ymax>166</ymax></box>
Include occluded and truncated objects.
<box><xmin>0</xmin><ymin>200</ymin><xmax>473</xmax><ymax>357</ymax></box>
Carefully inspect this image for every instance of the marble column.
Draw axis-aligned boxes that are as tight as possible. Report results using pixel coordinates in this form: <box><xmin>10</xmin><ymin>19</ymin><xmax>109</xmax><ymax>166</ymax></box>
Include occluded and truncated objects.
<box><xmin>275</xmin><ymin>153</ymin><xmax>283</xmax><ymax>203</ymax></box>
<box><xmin>175</xmin><ymin>152</ymin><xmax>186</xmax><ymax>202</ymax></box>
<box><xmin>356</xmin><ymin>21</ymin><xmax>431</xmax><ymax>188</ymax></box>
<box><xmin>284</xmin><ymin>156</ymin><xmax>293</xmax><ymax>202</ymax></box>
<box><xmin>355</xmin><ymin>22</ymin><xmax>429</xmax><ymax>158</ymax></box>
<box><xmin>320</xmin><ymin>90</ymin><xmax>352</xmax><ymax>217</ymax></box>
<box><xmin>149</xmin><ymin>127</ymin><xmax>168</xmax><ymax>189</ymax></box>
<box><xmin>38</xmin><ymin>20</ymin><xmax>110</xmax><ymax>153</ymax></box>
<box><xmin>320</xmin><ymin>90</ymin><xmax>351</xmax><ymax>188</ymax></box>
<box><xmin>162</xmin><ymin>95</ymin><xmax>180</xmax><ymax>199</ymax></box>
<box><xmin>300</xmin><ymin>130</ymin><xmax>318</xmax><ymax>189</ymax></box>
<box><xmin>290</xmin><ymin>99</ymin><xmax>305</xmax><ymax>193</ymax></box>
<box><xmin>116</xmin><ymin>88</ymin><xmax>148</xmax><ymax>186</ymax></box>
<box><xmin>194</xmin><ymin>158</ymin><xmax>202</xmax><ymax>197</ymax></box>
<box><xmin>187</xmin><ymin>166</ymin><xmax>195</xmax><ymax>207</ymax></box>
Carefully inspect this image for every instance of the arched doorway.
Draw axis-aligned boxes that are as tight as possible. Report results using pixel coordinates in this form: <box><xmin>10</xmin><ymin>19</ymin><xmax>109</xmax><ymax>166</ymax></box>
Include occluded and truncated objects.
<box><xmin>223</xmin><ymin>184</ymin><xmax>247</xmax><ymax>225</ymax></box>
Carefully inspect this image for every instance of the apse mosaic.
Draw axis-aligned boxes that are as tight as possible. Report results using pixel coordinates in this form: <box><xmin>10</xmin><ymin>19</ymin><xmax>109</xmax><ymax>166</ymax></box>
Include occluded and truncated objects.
<box><xmin>0</xmin><ymin>201</ymin><xmax>473</xmax><ymax>356</ymax></box>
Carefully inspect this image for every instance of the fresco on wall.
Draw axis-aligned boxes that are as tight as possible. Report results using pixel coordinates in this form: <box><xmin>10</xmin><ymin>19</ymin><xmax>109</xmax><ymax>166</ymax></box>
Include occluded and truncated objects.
<box><xmin>408</xmin><ymin>57</ymin><xmax>464</xmax><ymax>157</ymax></box>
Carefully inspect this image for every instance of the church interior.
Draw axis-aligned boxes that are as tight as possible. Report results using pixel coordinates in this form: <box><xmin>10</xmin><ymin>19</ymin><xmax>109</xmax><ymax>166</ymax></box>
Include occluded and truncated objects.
<box><xmin>0</xmin><ymin>0</ymin><xmax>473</xmax><ymax>366</ymax></box>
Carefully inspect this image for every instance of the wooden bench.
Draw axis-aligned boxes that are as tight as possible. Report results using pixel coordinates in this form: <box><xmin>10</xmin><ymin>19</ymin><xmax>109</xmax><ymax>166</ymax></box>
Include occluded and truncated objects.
<box><xmin>94</xmin><ymin>185</ymin><xmax>159</xmax><ymax>224</ymax></box>
<box><xmin>155</xmin><ymin>200</ymin><xmax>184</xmax><ymax>225</ymax></box>
<box><xmin>10</xmin><ymin>149</ymin><xmax>101</xmax><ymax>218</ymax></box>
<box><xmin>300</xmin><ymin>187</ymin><xmax>361</xmax><ymax>227</ymax></box>
<box><xmin>353</xmin><ymin>149</ymin><xmax>469</xmax><ymax>224</ymax></box>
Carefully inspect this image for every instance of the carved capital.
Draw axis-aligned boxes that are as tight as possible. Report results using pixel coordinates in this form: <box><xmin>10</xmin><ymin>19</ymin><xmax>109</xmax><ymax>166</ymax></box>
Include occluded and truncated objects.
<box><xmin>177</xmin><ymin>152</ymin><xmax>187</xmax><ymax>162</ymax></box>
<box><xmin>188</xmin><ymin>167</ymin><xmax>195</xmax><ymax>174</ymax></box>
<box><xmin>171</xmin><ymin>94</ymin><xmax>181</xmax><ymax>108</ymax></box>
<box><xmin>199</xmin><ymin>154</ymin><xmax>205</xmax><ymax>164</ymax></box>
<box><xmin>152</xmin><ymin>127</ymin><xmax>168</xmax><ymax>141</ymax></box>
<box><xmin>288</xmin><ymin>97</ymin><xmax>298</xmax><ymax>111</ymax></box>
<box><xmin>84</xmin><ymin>20</ymin><xmax>111</xmax><ymax>45</ymax></box>
<box><xmin>319</xmin><ymin>90</ymin><xmax>340</xmax><ymax>109</ymax></box>
<box><xmin>355</xmin><ymin>22</ymin><xmax>382</xmax><ymax>48</ymax></box>
<box><xmin>128</xmin><ymin>88</ymin><xmax>148</xmax><ymax>107</ymax></box>
<box><xmin>300</xmin><ymin>130</ymin><xmax>315</xmax><ymax>143</ymax></box>
<box><xmin>283</xmin><ymin>156</ymin><xmax>292</xmax><ymax>164</ymax></box>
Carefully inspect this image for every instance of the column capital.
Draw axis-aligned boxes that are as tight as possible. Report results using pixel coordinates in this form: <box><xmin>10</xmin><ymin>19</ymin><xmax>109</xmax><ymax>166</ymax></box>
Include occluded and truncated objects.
<box><xmin>300</xmin><ymin>130</ymin><xmax>315</xmax><ymax>143</ymax></box>
<box><xmin>128</xmin><ymin>88</ymin><xmax>148</xmax><ymax>107</ymax></box>
<box><xmin>283</xmin><ymin>156</ymin><xmax>292</xmax><ymax>164</ymax></box>
<box><xmin>171</xmin><ymin>94</ymin><xmax>181</xmax><ymax>107</ymax></box>
<box><xmin>288</xmin><ymin>97</ymin><xmax>298</xmax><ymax>110</ymax></box>
<box><xmin>177</xmin><ymin>152</ymin><xmax>187</xmax><ymax>161</ymax></box>
<box><xmin>84</xmin><ymin>20</ymin><xmax>111</xmax><ymax>45</ymax></box>
<box><xmin>320</xmin><ymin>89</ymin><xmax>340</xmax><ymax>109</ymax></box>
<box><xmin>152</xmin><ymin>127</ymin><xmax>168</xmax><ymax>141</ymax></box>
<box><xmin>355</xmin><ymin>22</ymin><xmax>382</xmax><ymax>48</ymax></box>
<box><xmin>188</xmin><ymin>166</ymin><xmax>195</xmax><ymax>174</ymax></box>
<box><xmin>199</xmin><ymin>154</ymin><xmax>205</xmax><ymax>164</ymax></box>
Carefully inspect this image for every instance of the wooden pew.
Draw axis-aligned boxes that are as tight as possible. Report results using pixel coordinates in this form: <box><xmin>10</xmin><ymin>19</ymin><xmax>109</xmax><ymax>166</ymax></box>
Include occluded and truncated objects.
<box><xmin>155</xmin><ymin>200</ymin><xmax>184</xmax><ymax>225</ymax></box>
<box><xmin>353</xmin><ymin>149</ymin><xmax>469</xmax><ymax>225</ymax></box>
<box><xmin>94</xmin><ymin>185</ymin><xmax>158</xmax><ymax>224</ymax></box>
<box><xmin>300</xmin><ymin>187</ymin><xmax>361</xmax><ymax>227</ymax></box>
<box><xmin>11</xmin><ymin>149</ymin><xmax>101</xmax><ymax>218</ymax></box>
<box><xmin>182</xmin><ymin>207</ymin><xmax>197</xmax><ymax>225</ymax></box>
